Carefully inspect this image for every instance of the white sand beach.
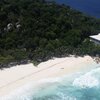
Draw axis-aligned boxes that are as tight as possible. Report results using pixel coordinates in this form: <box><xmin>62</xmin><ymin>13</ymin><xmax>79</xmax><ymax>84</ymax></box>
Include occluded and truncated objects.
<box><xmin>0</xmin><ymin>55</ymin><xmax>99</xmax><ymax>96</ymax></box>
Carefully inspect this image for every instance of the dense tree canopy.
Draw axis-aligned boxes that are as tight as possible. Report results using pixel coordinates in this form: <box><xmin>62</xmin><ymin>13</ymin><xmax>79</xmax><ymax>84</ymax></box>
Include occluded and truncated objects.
<box><xmin>0</xmin><ymin>0</ymin><xmax>100</xmax><ymax>67</ymax></box>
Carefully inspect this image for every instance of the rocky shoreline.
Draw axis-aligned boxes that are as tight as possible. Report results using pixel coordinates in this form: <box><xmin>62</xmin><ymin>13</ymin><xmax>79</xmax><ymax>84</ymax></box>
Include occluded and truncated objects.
<box><xmin>0</xmin><ymin>55</ymin><xmax>100</xmax><ymax>69</ymax></box>
<box><xmin>94</xmin><ymin>56</ymin><xmax>100</xmax><ymax>63</ymax></box>
<box><xmin>0</xmin><ymin>60</ymin><xmax>31</xmax><ymax>69</ymax></box>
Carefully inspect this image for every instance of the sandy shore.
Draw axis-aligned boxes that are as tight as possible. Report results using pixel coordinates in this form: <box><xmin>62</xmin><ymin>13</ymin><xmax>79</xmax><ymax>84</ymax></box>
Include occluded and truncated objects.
<box><xmin>0</xmin><ymin>55</ymin><xmax>99</xmax><ymax>96</ymax></box>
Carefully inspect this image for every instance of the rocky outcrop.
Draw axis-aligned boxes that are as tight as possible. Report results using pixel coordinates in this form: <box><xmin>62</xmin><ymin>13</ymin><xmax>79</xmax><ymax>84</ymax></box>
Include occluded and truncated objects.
<box><xmin>0</xmin><ymin>60</ymin><xmax>31</xmax><ymax>69</ymax></box>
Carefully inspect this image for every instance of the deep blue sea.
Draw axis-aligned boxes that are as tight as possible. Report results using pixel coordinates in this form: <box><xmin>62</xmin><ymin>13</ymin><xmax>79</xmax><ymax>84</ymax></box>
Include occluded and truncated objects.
<box><xmin>49</xmin><ymin>0</ymin><xmax>100</xmax><ymax>18</ymax></box>
<box><xmin>1</xmin><ymin>64</ymin><xmax>100</xmax><ymax>100</ymax></box>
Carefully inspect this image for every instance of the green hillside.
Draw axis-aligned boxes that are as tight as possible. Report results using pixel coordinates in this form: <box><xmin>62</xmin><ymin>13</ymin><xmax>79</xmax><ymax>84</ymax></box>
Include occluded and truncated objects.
<box><xmin>0</xmin><ymin>0</ymin><xmax>100</xmax><ymax>67</ymax></box>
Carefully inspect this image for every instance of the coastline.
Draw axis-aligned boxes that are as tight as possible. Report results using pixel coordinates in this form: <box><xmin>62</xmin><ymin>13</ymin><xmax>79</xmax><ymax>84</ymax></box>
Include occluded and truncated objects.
<box><xmin>0</xmin><ymin>55</ymin><xmax>99</xmax><ymax>96</ymax></box>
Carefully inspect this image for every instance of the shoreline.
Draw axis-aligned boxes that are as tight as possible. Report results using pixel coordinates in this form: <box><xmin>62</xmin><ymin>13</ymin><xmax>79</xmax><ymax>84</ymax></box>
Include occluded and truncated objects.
<box><xmin>0</xmin><ymin>55</ymin><xmax>99</xmax><ymax>96</ymax></box>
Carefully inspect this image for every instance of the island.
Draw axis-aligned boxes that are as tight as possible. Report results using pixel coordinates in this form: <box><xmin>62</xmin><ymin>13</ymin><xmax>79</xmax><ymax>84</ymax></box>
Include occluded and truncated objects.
<box><xmin>0</xmin><ymin>0</ymin><xmax>100</xmax><ymax>99</ymax></box>
<box><xmin>0</xmin><ymin>0</ymin><xmax>100</xmax><ymax>68</ymax></box>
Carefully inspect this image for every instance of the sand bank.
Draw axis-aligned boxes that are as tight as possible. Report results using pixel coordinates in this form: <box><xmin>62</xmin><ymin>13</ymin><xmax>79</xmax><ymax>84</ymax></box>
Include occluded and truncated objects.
<box><xmin>0</xmin><ymin>55</ymin><xmax>99</xmax><ymax>96</ymax></box>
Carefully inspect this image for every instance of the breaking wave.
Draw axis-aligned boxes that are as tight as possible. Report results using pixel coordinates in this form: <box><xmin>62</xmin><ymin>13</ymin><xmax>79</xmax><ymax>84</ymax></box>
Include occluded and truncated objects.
<box><xmin>0</xmin><ymin>65</ymin><xmax>100</xmax><ymax>100</ymax></box>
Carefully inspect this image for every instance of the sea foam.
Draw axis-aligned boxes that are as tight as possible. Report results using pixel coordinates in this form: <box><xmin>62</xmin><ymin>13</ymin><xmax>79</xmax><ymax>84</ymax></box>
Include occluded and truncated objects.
<box><xmin>57</xmin><ymin>92</ymin><xmax>77</xmax><ymax>100</ymax></box>
<box><xmin>0</xmin><ymin>82</ymin><xmax>37</xmax><ymax>100</ymax></box>
<box><xmin>73</xmin><ymin>68</ymin><xmax>100</xmax><ymax>88</ymax></box>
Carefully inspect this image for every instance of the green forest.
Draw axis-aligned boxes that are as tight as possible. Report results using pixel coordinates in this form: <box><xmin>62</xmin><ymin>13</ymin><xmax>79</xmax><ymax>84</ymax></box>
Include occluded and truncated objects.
<box><xmin>0</xmin><ymin>0</ymin><xmax>100</xmax><ymax>67</ymax></box>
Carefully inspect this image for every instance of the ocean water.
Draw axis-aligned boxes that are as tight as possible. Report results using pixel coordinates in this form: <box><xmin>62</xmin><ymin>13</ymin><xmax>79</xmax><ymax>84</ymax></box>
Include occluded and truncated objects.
<box><xmin>49</xmin><ymin>0</ymin><xmax>100</xmax><ymax>18</ymax></box>
<box><xmin>1</xmin><ymin>64</ymin><xmax>100</xmax><ymax>100</ymax></box>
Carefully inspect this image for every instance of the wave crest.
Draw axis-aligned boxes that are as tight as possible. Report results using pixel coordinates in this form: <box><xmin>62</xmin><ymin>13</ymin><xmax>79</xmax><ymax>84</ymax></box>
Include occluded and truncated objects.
<box><xmin>73</xmin><ymin>73</ymin><xmax>99</xmax><ymax>88</ymax></box>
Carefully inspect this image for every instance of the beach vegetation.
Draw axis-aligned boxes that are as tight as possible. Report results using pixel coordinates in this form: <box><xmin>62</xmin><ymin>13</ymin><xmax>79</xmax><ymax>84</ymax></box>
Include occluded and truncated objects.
<box><xmin>0</xmin><ymin>0</ymin><xmax>100</xmax><ymax>67</ymax></box>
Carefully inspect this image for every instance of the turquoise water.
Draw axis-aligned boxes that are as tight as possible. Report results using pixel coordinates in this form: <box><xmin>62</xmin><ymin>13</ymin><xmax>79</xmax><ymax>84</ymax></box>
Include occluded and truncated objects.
<box><xmin>32</xmin><ymin>67</ymin><xmax>100</xmax><ymax>100</ymax></box>
<box><xmin>1</xmin><ymin>64</ymin><xmax>100</xmax><ymax>100</ymax></box>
